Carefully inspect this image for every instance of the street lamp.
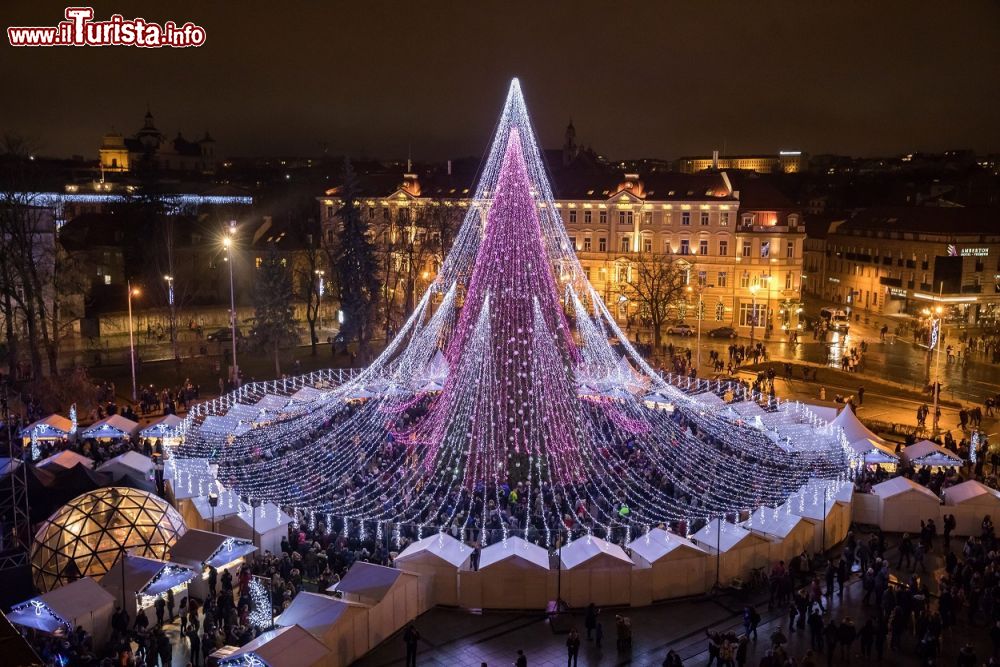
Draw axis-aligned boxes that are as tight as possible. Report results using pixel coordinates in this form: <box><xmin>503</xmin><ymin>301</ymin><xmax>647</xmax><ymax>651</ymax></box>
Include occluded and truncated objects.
<box><xmin>315</xmin><ymin>269</ymin><xmax>325</xmax><ymax>330</ymax></box>
<box><xmin>932</xmin><ymin>305</ymin><xmax>944</xmax><ymax>434</ymax></box>
<box><xmin>127</xmin><ymin>282</ymin><xmax>141</xmax><ymax>403</ymax></box>
<box><xmin>687</xmin><ymin>282</ymin><xmax>714</xmax><ymax>374</ymax></box>
<box><xmin>749</xmin><ymin>283</ymin><xmax>760</xmax><ymax>347</ymax></box>
<box><xmin>223</xmin><ymin>224</ymin><xmax>239</xmax><ymax>387</ymax></box>
<box><xmin>164</xmin><ymin>275</ymin><xmax>178</xmax><ymax>362</ymax></box>
<box><xmin>208</xmin><ymin>491</ymin><xmax>219</xmax><ymax>532</ymax></box>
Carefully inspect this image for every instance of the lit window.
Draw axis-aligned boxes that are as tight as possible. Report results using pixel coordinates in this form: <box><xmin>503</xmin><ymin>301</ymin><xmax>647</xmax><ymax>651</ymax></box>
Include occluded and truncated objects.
<box><xmin>719</xmin><ymin>240</ymin><xmax>728</xmax><ymax>256</ymax></box>
<box><xmin>718</xmin><ymin>271</ymin><xmax>728</xmax><ymax>287</ymax></box>
<box><xmin>680</xmin><ymin>239</ymin><xmax>690</xmax><ymax>255</ymax></box>
<box><xmin>681</xmin><ymin>212</ymin><xmax>691</xmax><ymax>226</ymax></box>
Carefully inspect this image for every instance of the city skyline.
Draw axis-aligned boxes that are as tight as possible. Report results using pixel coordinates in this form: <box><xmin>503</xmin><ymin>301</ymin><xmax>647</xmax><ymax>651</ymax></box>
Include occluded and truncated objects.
<box><xmin>3</xmin><ymin>1</ymin><xmax>1000</xmax><ymax>161</ymax></box>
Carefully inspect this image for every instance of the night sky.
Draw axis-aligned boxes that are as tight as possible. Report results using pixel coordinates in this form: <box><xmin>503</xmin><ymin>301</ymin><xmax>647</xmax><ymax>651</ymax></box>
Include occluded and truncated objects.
<box><xmin>3</xmin><ymin>1</ymin><xmax>1000</xmax><ymax>161</ymax></box>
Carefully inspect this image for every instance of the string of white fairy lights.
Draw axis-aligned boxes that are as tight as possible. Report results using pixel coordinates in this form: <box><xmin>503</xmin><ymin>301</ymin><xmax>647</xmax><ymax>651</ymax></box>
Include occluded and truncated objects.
<box><xmin>171</xmin><ymin>79</ymin><xmax>849</xmax><ymax>547</ymax></box>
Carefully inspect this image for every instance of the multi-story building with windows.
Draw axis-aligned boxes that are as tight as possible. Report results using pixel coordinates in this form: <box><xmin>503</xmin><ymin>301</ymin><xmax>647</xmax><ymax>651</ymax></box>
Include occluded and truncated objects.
<box><xmin>812</xmin><ymin>207</ymin><xmax>1000</xmax><ymax>325</ymax></box>
<box><xmin>676</xmin><ymin>151</ymin><xmax>807</xmax><ymax>175</ymax></box>
<box><xmin>319</xmin><ymin>167</ymin><xmax>805</xmax><ymax>335</ymax></box>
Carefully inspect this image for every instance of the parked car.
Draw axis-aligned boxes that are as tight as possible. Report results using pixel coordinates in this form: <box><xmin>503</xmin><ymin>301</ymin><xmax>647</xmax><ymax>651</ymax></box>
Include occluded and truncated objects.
<box><xmin>707</xmin><ymin>326</ymin><xmax>737</xmax><ymax>339</ymax></box>
<box><xmin>206</xmin><ymin>327</ymin><xmax>242</xmax><ymax>342</ymax></box>
<box><xmin>666</xmin><ymin>323</ymin><xmax>694</xmax><ymax>336</ymax></box>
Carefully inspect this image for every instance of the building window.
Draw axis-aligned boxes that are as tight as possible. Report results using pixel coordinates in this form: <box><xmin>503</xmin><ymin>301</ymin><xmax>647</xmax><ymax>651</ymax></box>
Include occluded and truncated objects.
<box><xmin>617</xmin><ymin>265</ymin><xmax>629</xmax><ymax>283</ymax></box>
<box><xmin>620</xmin><ymin>236</ymin><xmax>631</xmax><ymax>253</ymax></box>
<box><xmin>742</xmin><ymin>214</ymin><xmax>754</xmax><ymax>227</ymax></box>
<box><xmin>700</xmin><ymin>212</ymin><xmax>710</xmax><ymax>226</ymax></box>
<box><xmin>742</xmin><ymin>240</ymin><xmax>752</xmax><ymax>257</ymax></box>
<box><xmin>664</xmin><ymin>212</ymin><xmax>672</xmax><ymax>225</ymax></box>
<box><xmin>664</xmin><ymin>239</ymin><xmax>673</xmax><ymax>253</ymax></box>
<box><xmin>584</xmin><ymin>267</ymin><xmax>591</xmax><ymax>281</ymax></box>
<box><xmin>643</xmin><ymin>211</ymin><xmax>652</xmax><ymax>225</ymax></box>
<box><xmin>599</xmin><ymin>237</ymin><xmax>607</xmax><ymax>252</ymax></box>
<box><xmin>326</xmin><ymin>229</ymin><xmax>334</xmax><ymax>244</ymax></box>
<box><xmin>699</xmin><ymin>239</ymin><xmax>709</xmax><ymax>255</ymax></box>
<box><xmin>568</xmin><ymin>236</ymin><xmax>577</xmax><ymax>250</ymax></box>
<box><xmin>739</xmin><ymin>302</ymin><xmax>766</xmax><ymax>327</ymax></box>
<box><xmin>679</xmin><ymin>239</ymin><xmax>690</xmax><ymax>255</ymax></box>
<box><xmin>569</xmin><ymin>209</ymin><xmax>577</xmax><ymax>223</ymax></box>
<box><xmin>583</xmin><ymin>236</ymin><xmax>592</xmax><ymax>251</ymax></box>
<box><xmin>368</xmin><ymin>206</ymin><xmax>375</xmax><ymax>218</ymax></box>
<box><xmin>785</xmin><ymin>272</ymin><xmax>793</xmax><ymax>289</ymax></box>
<box><xmin>715</xmin><ymin>302</ymin><xmax>726</xmax><ymax>321</ymax></box>
<box><xmin>718</xmin><ymin>271</ymin><xmax>728</xmax><ymax>287</ymax></box>
<box><xmin>382</xmin><ymin>207</ymin><xmax>390</xmax><ymax>220</ymax></box>
<box><xmin>719</xmin><ymin>240</ymin><xmax>729</xmax><ymax>256</ymax></box>
<box><xmin>643</xmin><ymin>237</ymin><xmax>653</xmax><ymax>253</ymax></box>
<box><xmin>599</xmin><ymin>210</ymin><xmax>607</xmax><ymax>224</ymax></box>
<box><xmin>681</xmin><ymin>212</ymin><xmax>691</xmax><ymax>226</ymax></box>
<box><xmin>740</xmin><ymin>271</ymin><xmax>750</xmax><ymax>288</ymax></box>
<box><xmin>720</xmin><ymin>212</ymin><xmax>730</xmax><ymax>226</ymax></box>
<box><xmin>584</xmin><ymin>209</ymin><xmax>592</xmax><ymax>224</ymax></box>
<box><xmin>760</xmin><ymin>241</ymin><xmax>770</xmax><ymax>258</ymax></box>
<box><xmin>786</xmin><ymin>241</ymin><xmax>794</xmax><ymax>258</ymax></box>
<box><xmin>618</xmin><ymin>210</ymin><xmax>633</xmax><ymax>225</ymax></box>
<box><xmin>697</xmin><ymin>271</ymin><xmax>707</xmax><ymax>287</ymax></box>
<box><xmin>326</xmin><ymin>205</ymin><xmax>334</xmax><ymax>218</ymax></box>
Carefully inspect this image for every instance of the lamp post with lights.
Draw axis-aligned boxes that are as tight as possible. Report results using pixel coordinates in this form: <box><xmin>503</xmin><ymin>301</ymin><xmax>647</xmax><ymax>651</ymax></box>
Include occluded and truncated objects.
<box><xmin>687</xmin><ymin>282</ymin><xmax>714</xmax><ymax>373</ymax></box>
<box><xmin>223</xmin><ymin>224</ymin><xmax>239</xmax><ymax>387</ymax></box>
<box><xmin>164</xmin><ymin>275</ymin><xmax>178</xmax><ymax>362</ymax></box>
<box><xmin>315</xmin><ymin>269</ymin><xmax>325</xmax><ymax>331</ymax></box>
<box><xmin>127</xmin><ymin>281</ymin><xmax>140</xmax><ymax>403</ymax></box>
<box><xmin>749</xmin><ymin>283</ymin><xmax>760</xmax><ymax>347</ymax></box>
<box><xmin>931</xmin><ymin>305</ymin><xmax>944</xmax><ymax>434</ymax></box>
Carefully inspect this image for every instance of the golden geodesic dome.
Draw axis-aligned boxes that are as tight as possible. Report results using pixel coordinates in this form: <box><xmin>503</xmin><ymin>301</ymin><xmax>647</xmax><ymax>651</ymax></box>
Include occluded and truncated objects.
<box><xmin>31</xmin><ymin>486</ymin><xmax>187</xmax><ymax>592</ymax></box>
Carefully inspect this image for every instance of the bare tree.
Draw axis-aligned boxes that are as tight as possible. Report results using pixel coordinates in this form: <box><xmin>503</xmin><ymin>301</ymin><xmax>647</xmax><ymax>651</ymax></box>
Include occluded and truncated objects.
<box><xmin>619</xmin><ymin>252</ymin><xmax>688</xmax><ymax>350</ymax></box>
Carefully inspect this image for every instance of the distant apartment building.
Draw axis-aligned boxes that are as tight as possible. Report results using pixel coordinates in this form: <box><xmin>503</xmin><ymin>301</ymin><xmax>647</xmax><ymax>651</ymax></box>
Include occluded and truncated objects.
<box><xmin>319</xmin><ymin>167</ymin><xmax>807</xmax><ymax>335</ymax></box>
<box><xmin>806</xmin><ymin>207</ymin><xmax>1000</xmax><ymax>325</ymax></box>
<box><xmin>677</xmin><ymin>151</ymin><xmax>807</xmax><ymax>174</ymax></box>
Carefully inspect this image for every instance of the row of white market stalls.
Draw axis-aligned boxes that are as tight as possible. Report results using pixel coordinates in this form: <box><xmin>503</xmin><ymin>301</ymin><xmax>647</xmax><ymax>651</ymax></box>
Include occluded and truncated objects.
<box><xmin>212</xmin><ymin>561</ymin><xmax>428</xmax><ymax>667</ymax></box>
<box><xmin>388</xmin><ymin>481</ymin><xmax>856</xmax><ymax>613</ymax></box>
<box><xmin>851</xmin><ymin>476</ymin><xmax>1000</xmax><ymax>535</ymax></box>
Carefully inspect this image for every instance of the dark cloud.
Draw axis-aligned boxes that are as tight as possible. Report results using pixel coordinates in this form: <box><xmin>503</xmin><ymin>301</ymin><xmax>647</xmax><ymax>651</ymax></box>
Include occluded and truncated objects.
<box><xmin>3</xmin><ymin>0</ymin><xmax>999</xmax><ymax>160</ymax></box>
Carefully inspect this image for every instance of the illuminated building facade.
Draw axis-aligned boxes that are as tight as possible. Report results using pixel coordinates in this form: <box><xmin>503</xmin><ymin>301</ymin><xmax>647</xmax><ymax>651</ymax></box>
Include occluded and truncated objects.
<box><xmin>99</xmin><ymin>109</ymin><xmax>216</xmax><ymax>174</ymax></box>
<box><xmin>319</xmin><ymin>168</ymin><xmax>806</xmax><ymax>334</ymax></box>
<box><xmin>677</xmin><ymin>151</ymin><xmax>807</xmax><ymax>174</ymax></box>
<box><xmin>813</xmin><ymin>207</ymin><xmax>1000</xmax><ymax>324</ymax></box>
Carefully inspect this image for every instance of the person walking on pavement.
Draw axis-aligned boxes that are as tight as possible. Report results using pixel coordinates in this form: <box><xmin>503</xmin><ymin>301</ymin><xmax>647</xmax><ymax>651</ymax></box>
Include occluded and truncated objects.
<box><xmin>403</xmin><ymin>624</ymin><xmax>420</xmax><ymax>667</ymax></box>
<box><xmin>566</xmin><ymin>628</ymin><xmax>581</xmax><ymax>667</ymax></box>
<box><xmin>515</xmin><ymin>649</ymin><xmax>528</xmax><ymax>667</ymax></box>
<box><xmin>584</xmin><ymin>603</ymin><xmax>598</xmax><ymax>640</ymax></box>
<box><xmin>857</xmin><ymin>385</ymin><xmax>865</xmax><ymax>406</ymax></box>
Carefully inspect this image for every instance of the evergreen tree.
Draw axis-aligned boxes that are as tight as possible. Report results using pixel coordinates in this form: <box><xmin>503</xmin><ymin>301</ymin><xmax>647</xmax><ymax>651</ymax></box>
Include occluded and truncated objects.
<box><xmin>332</xmin><ymin>158</ymin><xmax>379</xmax><ymax>358</ymax></box>
<box><xmin>251</xmin><ymin>249</ymin><xmax>299</xmax><ymax>376</ymax></box>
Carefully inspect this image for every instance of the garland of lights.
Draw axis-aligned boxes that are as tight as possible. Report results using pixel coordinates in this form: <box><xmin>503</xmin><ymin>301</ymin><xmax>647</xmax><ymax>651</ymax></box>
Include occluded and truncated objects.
<box><xmin>248</xmin><ymin>577</ymin><xmax>272</xmax><ymax>630</ymax></box>
<box><xmin>170</xmin><ymin>79</ymin><xmax>849</xmax><ymax>547</ymax></box>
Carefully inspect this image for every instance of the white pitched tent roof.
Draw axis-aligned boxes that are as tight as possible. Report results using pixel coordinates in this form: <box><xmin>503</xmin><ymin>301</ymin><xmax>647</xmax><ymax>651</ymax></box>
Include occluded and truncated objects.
<box><xmin>221</xmin><ymin>502</ymin><xmax>294</xmax><ymax>533</ymax></box>
<box><xmin>218</xmin><ymin>624</ymin><xmax>330</xmax><ymax>667</ymax></box>
<box><xmin>479</xmin><ymin>536</ymin><xmax>550</xmax><ymax>570</ymax></box>
<box><xmin>329</xmin><ymin>561</ymin><xmax>407</xmax><ymax>604</ymax></box>
<box><xmin>693</xmin><ymin>519</ymin><xmax>757</xmax><ymax>552</ymax></box>
<box><xmin>395</xmin><ymin>532</ymin><xmax>471</xmax><ymax>568</ymax></box>
<box><xmin>169</xmin><ymin>529</ymin><xmax>256</xmax><ymax>569</ymax></box>
<box><xmin>942</xmin><ymin>480</ymin><xmax>1000</xmax><ymax>506</ymax></box>
<box><xmin>191</xmin><ymin>489</ymin><xmax>246</xmax><ymax>521</ymax></box>
<box><xmin>139</xmin><ymin>414</ymin><xmax>184</xmax><ymax>438</ymax></box>
<box><xmin>101</xmin><ymin>555</ymin><xmax>197</xmax><ymax>600</ymax></box>
<box><xmin>8</xmin><ymin>577</ymin><xmax>114</xmax><ymax>633</ymax></box>
<box><xmin>81</xmin><ymin>414</ymin><xmax>139</xmax><ymax>439</ymax></box>
<box><xmin>275</xmin><ymin>592</ymin><xmax>365</xmax><ymax>638</ymax></box>
<box><xmin>831</xmin><ymin>404</ymin><xmax>889</xmax><ymax>448</ymax></box>
<box><xmin>560</xmin><ymin>535</ymin><xmax>632</xmax><ymax>570</ymax></box>
<box><xmin>289</xmin><ymin>386</ymin><xmax>325</xmax><ymax>402</ymax></box>
<box><xmin>37</xmin><ymin>449</ymin><xmax>94</xmax><ymax>471</ymax></box>
<box><xmin>743</xmin><ymin>504</ymin><xmax>806</xmax><ymax>540</ymax></box>
<box><xmin>789</xmin><ymin>486</ymin><xmax>840</xmax><ymax>521</ymax></box>
<box><xmin>628</xmin><ymin>528</ymin><xmax>705</xmax><ymax>564</ymax></box>
<box><xmin>98</xmin><ymin>451</ymin><xmax>154</xmax><ymax>479</ymax></box>
<box><xmin>872</xmin><ymin>476</ymin><xmax>941</xmax><ymax>502</ymax></box>
<box><xmin>692</xmin><ymin>392</ymin><xmax>726</xmax><ymax>408</ymax></box>
<box><xmin>902</xmin><ymin>440</ymin><xmax>964</xmax><ymax>467</ymax></box>
<box><xmin>20</xmin><ymin>414</ymin><xmax>73</xmax><ymax>439</ymax></box>
<box><xmin>255</xmin><ymin>394</ymin><xmax>291</xmax><ymax>412</ymax></box>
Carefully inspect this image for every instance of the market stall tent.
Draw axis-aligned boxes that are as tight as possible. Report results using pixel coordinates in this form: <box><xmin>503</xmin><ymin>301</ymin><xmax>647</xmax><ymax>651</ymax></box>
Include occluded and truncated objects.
<box><xmin>628</xmin><ymin>528</ymin><xmax>708</xmax><ymax>602</ymax></box>
<box><xmin>139</xmin><ymin>414</ymin><xmax>184</xmax><ymax>443</ymax></box>
<box><xmin>942</xmin><ymin>480</ymin><xmax>1000</xmax><ymax>536</ymax></box>
<box><xmin>167</xmin><ymin>529</ymin><xmax>256</xmax><ymax>599</ymax></box>
<box><xmin>902</xmin><ymin>441</ymin><xmax>965</xmax><ymax>468</ymax></box>
<box><xmin>394</xmin><ymin>533</ymin><xmax>470</xmax><ymax>607</ymax></box>
<box><xmin>8</xmin><ymin>577</ymin><xmax>115</xmax><ymax>649</ymax></box>
<box><xmin>100</xmin><ymin>554</ymin><xmax>197</xmax><ymax>624</ymax></box>
<box><xmin>559</xmin><ymin>535</ymin><xmax>633</xmax><ymax>608</ymax></box>
<box><xmin>217</xmin><ymin>624</ymin><xmax>333</xmax><ymax>667</ymax></box>
<box><xmin>693</xmin><ymin>519</ymin><xmax>772</xmax><ymax>589</ymax></box>
<box><xmin>80</xmin><ymin>415</ymin><xmax>139</xmax><ymax>441</ymax></box>
<box><xmin>459</xmin><ymin>536</ymin><xmax>552</xmax><ymax>609</ymax></box>
<box><xmin>276</xmin><ymin>592</ymin><xmax>369</xmax><ymax>666</ymax></box>
<box><xmin>743</xmin><ymin>504</ymin><xmax>816</xmax><ymax>565</ymax></box>
<box><xmin>329</xmin><ymin>561</ymin><xmax>422</xmax><ymax>648</ymax></box>
<box><xmin>847</xmin><ymin>438</ymin><xmax>899</xmax><ymax>467</ymax></box>
<box><xmin>789</xmin><ymin>484</ymin><xmax>852</xmax><ymax>554</ymax></box>
<box><xmin>189</xmin><ymin>488</ymin><xmax>245</xmax><ymax>531</ymax></box>
<box><xmin>20</xmin><ymin>414</ymin><xmax>74</xmax><ymax>447</ymax></box>
<box><xmin>872</xmin><ymin>477</ymin><xmax>941</xmax><ymax>533</ymax></box>
<box><xmin>37</xmin><ymin>449</ymin><xmax>93</xmax><ymax>472</ymax></box>
<box><xmin>217</xmin><ymin>502</ymin><xmax>294</xmax><ymax>555</ymax></box>
<box><xmin>97</xmin><ymin>451</ymin><xmax>155</xmax><ymax>491</ymax></box>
